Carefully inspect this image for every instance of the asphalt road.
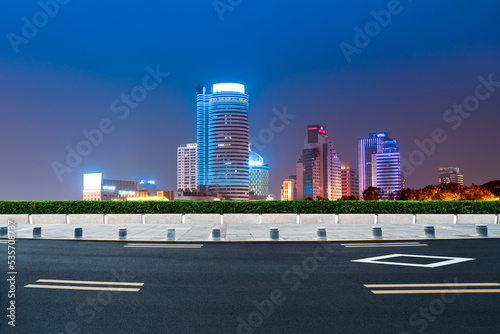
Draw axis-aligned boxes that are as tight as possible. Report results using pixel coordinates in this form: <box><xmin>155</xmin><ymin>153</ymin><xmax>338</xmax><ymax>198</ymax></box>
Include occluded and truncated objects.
<box><xmin>1</xmin><ymin>239</ymin><xmax>499</xmax><ymax>334</ymax></box>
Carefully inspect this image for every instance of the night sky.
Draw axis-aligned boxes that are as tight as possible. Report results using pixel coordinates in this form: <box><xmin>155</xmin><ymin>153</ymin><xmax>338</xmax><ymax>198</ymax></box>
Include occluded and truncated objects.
<box><xmin>1</xmin><ymin>0</ymin><xmax>499</xmax><ymax>200</ymax></box>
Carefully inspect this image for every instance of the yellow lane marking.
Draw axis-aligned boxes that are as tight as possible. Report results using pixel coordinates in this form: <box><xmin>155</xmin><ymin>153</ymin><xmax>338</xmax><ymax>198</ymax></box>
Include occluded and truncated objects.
<box><xmin>371</xmin><ymin>289</ymin><xmax>500</xmax><ymax>294</ymax></box>
<box><xmin>25</xmin><ymin>284</ymin><xmax>140</xmax><ymax>292</ymax></box>
<box><xmin>36</xmin><ymin>279</ymin><xmax>143</xmax><ymax>286</ymax></box>
<box><xmin>365</xmin><ymin>283</ymin><xmax>500</xmax><ymax>288</ymax></box>
<box><xmin>124</xmin><ymin>244</ymin><xmax>203</xmax><ymax>248</ymax></box>
<box><xmin>344</xmin><ymin>244</ymin><xmax>428</xmax><ymax>248</ymax></box>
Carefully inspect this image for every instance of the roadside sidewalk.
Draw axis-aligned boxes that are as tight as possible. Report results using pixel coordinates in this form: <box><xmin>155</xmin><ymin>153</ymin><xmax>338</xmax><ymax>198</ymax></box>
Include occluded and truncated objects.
<box><xmin>3</xmin><ymin>224</ymin><xmax>500</xmax><ymax>242</ymax></box>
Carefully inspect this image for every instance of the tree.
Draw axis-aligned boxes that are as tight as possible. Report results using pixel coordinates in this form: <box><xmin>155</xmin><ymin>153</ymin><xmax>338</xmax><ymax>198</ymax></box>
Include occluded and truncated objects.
<box><xmin>362</xmin><ymin>187</ymin><xmax>383</xmax><ymax>201</ymax></box>
<box><xmin>396</xmin><ymin>188</ymin><xmax>413</xmax><ymax>200</ymax></box>
<box><xmin>340</xmin><ymin>195</ymin><xmax>358</xmax><ymax>200</ymax></box>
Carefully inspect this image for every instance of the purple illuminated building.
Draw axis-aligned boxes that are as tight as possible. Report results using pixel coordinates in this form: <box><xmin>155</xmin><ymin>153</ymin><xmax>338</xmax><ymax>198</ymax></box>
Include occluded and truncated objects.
<box><xmin>358</xmin><ymin>133</ymin><xmax>402</xmax><ymax>200</ymax></box>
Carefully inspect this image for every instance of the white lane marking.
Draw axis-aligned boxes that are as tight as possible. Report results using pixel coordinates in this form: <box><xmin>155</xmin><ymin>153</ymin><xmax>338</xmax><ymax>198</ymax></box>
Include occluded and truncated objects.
<box><xmin>371</xmin><ymin>289</ymin><xmax>500</xmax><ymax>294</ymax></box>
<box><xmin>124</xmin><ymin>243</ymin><xmax>203</xmax><ymax>249</ymax></box>
<box><xmin>24</xmin><ymin>284</ymin><xmax>140</xmax><ymax>292</ymax></box>
<box><xmin>365</xmin><ymin>283</ymin><xmax>500</xmax><ymax>288</ymax></box>
<box><xmin>352</xmin><ymin>253</ymin><xmax>475</xmax><ymax>268</ymax></box>
<box><xmin>344</xmin><ymin>244</ymin><xmax>428</xmax><ymax>248</ymax></box>
<box><xmin>36</xmin><ymin>279</ymin><xmax>143</xmax><ymax>286</ymax></box>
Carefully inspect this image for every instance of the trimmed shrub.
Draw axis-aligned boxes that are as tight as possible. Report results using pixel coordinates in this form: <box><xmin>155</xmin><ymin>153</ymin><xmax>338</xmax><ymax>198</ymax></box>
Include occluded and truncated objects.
<box><xmin>0</xmin><ymin>200</ymin><xmax>498</xmax><ymax>214</ymax></box>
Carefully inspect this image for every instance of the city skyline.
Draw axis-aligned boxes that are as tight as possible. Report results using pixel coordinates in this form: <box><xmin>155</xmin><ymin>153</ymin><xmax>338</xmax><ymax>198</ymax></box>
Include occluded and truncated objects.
<box><xmin>1</xmin><ymin>1</ymin><xmax>499</xmax><ymax>200</ymax></box>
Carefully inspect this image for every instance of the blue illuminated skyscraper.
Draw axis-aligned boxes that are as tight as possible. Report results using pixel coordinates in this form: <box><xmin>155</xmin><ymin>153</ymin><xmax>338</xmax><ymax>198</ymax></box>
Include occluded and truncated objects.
<box><xmin>196</xmin><ymin>85</ymin><xmax>210</xmax><ymax>188</ymax></box>
<box><xmin>196</xmin><ymin>83</ymin><xmax>250</xmax><ymax>200</ymax></box>
<box><xmin>358</xmin><ymin>133</ymin><xmax>402</xmax><ymax>200</ymax></box>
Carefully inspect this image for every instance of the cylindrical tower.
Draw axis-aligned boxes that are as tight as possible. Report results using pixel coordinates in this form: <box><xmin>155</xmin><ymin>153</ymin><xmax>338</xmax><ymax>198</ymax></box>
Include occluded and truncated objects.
<box><xmin>207</xmin><ymin>83</ymin><xmax>249</xmax><ymax>200</ymax></box>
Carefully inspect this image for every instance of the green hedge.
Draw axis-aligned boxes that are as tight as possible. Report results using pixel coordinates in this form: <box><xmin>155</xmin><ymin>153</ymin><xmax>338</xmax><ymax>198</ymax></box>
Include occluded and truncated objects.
<box><xmin>0</xmin><ymin>201</ymin><xmax>499</xmax><ymax>214</ymax></box>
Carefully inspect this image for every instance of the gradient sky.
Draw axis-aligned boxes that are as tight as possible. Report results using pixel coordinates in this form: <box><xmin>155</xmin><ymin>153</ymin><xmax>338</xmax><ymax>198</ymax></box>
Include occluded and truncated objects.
<box><xmin>1</xmin><ymin>0</ymin><xmax>499</xmax><ymax>200</ymax></box>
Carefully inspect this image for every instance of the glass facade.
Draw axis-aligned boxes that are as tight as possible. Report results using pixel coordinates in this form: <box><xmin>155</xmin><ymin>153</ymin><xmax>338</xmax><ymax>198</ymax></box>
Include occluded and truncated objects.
<box><xmin>197</xmin><ymin>83</ymin><xmax>250</xmax><ymax>200</ymax></box>
<box><xmin>296</xmin><ymin>125</ymin><xmax>342</xmax><ymax>200</ymax></box>
<box><xmin>358</xmin><ymin>133</ymin><xmax>402</xmax><ymax>200</ymax></box>
<box><xmin>196</xmin><ymin>86</ymin><xmax>210</xmax><ymax>188</ymax></box>
<box><xmin>249</xmin><ymin>150</ymin><xmax>269</xmax><ymax>197</ymax></box>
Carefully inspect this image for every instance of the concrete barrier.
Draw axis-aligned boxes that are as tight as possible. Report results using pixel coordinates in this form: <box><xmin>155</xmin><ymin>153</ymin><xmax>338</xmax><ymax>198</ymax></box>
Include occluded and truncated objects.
<box><xmin>68</xmin><ymin>214</ymin><xmax>104</xmax><ymax>225</ymax></box>
<box><xmin>300</xmin><ymin>214</ymin><xmax>336</xmax><ymax>225</ymax></box>
<box><xmin>184</xmin><ymin>214</ymin><xmax>220</xmax><ymax>225</ymax></box>
<box><xmin>378</xmin><ymin>214</ymin><xmax>413</xmax><ymax>225</ymax></box>
<box><xmin>261</xmin><ymin>214</ymin><xmax>297</xmax><ymax>224</ymax></box>
<box><xmin>144</xmin><ymin>214</ymin><xmax>182</xmax><ymax>224</ymax></box>
<box><xmin>0</xmin><ymin>214</ymin><xmax>30</xmax><ymax>225</ymax></box>
<box><xmin>223</xmin><ymin>214</ymin><xmax>260</xmax><ymax>224</ymax></box>
<box><xmin>2</xmin><ymin>213</ymin><xmax>499</xmax><ymax>226</ymax></box>
<box><xmin>457</xmin><ymin>214</ymin><xmax>496</xmax><ymax>225</ymax></box>
<box><xmin>338</xmin><ymin>214</ymin><xmax>375</xmax><ymax>225</ymax></box>
<box><xmin>416</xmin><ymin>214</ymin><xmax>455</xmax><ymax>225</ymax></box>
<box><xmin>106</xmin><ymin>214</ymin><xmax>142</xmax><ymax>224</ymax></box>
<box><xmin>31</xmin><ymin>214</ymin><xmax>66</xmax><ymax>225</ymax></box>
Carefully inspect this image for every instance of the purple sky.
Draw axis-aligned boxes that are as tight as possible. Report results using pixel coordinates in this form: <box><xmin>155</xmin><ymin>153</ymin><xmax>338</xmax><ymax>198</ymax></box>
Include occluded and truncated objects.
<box><xmin>1</xmin><ymin>0</ymin><xmax>499</xmax><ymax>200</ymax></box>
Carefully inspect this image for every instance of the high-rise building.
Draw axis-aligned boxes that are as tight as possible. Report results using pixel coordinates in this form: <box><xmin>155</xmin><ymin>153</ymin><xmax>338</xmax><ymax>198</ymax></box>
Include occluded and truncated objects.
<box><xmin>249</xmin><ymin>149</ymin><xmax>269</xmax><ymax>197</ymax></box>
<box><xmin>439</xmin><ymin>167</ymin><xmax>463</xmax><ymax>185</ymax></box>
<box><xmin>177</xmin><ymin>143</ymin><xmax>198</xmax><ymax>191</ymax></box>
<box><xmin>358</xmin><ymin>133</ymin><xmax>402</xmax><ymax>200</ymax></box>
<box><xmin>196</xmin><ymin>83</ymin><xmax>250</xmax><ymax>200</ymax></box>
<box><xmin>295</xmin><ymin>125</ymin><xmax>342</xmax><ymax>200</ymax></box>
<box><xmin>341</xmin><ymin>161</ymin><xmax>359</xmax><ymax>198</ymax></box>
<box><xmin>281</xmin><ymin>175</ymin><xmax>297</xmax><ymax>201</ymax></box>
<box><xmin>83</xmin><ymin>173</ymin><xmax>138</xmax><ymax>201</ymax></box>
<box><xmin>196</xmin><ymin>86</ymin><xmax>210</xmax><ymax>189</ymax></box>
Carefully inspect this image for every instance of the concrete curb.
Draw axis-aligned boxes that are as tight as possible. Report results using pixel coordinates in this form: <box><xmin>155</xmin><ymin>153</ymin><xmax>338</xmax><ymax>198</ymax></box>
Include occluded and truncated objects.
<box><xmin>2</xmin><ymin>236</ymin><xmax>499</xmax><ymax>243</ymax></box>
